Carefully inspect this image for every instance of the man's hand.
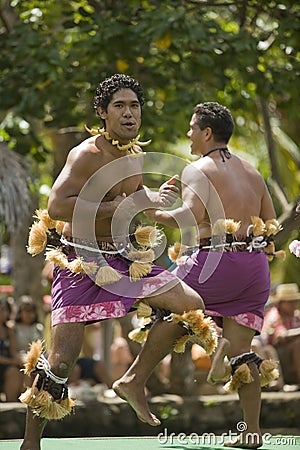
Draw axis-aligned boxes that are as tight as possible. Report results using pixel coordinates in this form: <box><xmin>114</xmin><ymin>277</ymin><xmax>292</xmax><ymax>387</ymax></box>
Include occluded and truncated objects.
<box><xmin>110</xmin><ymin>193</ymin><xmax>127</xmax><ymax>210</ymax></box>
<box><xmin>144</xmin><ymin>208</ymin><xmax>158</xmax><ymax>221</ymax></box>
<box><xmin>157</xmin><ymin>175</ymin><xmax>179</xmax><ymax>207</ymax></box>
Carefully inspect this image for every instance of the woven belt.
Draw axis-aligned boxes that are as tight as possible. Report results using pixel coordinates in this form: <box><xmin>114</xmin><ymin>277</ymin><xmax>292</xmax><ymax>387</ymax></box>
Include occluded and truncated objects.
<box><xmin>59</xmin><ymin>236</ymin><xmax>128</xmax><ymax>258</ymax></box>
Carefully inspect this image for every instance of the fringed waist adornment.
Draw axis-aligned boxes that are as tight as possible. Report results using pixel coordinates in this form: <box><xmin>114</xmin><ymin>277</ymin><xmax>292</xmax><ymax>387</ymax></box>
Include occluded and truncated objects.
<box><xmin>198</xmin><ymin>233</ymin><xmax>268</xmax><ymax>252</ymax></box>
<box><xmin>168</xmin><ymin>217</ymin><xmax>286</xmax><ymax>264</ymax></box>
<box><xmin>26</xmin><ymin>209</ymin><xmax>163</xmax><ymax>286</ymax></box>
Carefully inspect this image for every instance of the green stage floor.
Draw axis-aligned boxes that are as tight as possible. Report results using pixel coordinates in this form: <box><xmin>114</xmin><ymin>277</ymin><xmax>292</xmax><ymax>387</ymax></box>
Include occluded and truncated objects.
<box><xmin>1</xmin><ymin>436</ymin><xmax>299</xmax><ymax>449</ymax></box>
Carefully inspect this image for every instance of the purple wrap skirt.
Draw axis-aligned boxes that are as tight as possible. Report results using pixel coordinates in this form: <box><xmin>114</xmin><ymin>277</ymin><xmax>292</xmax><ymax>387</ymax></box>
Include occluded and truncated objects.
<box><xmin>173</xmin><ymin>250</ymin><xmax>270</xmax><ymax>333</ymax></box>
<box><xmin>51</xmin><ymin>254</ymin><xmax>177</xmax><ymax>326</ymax></box>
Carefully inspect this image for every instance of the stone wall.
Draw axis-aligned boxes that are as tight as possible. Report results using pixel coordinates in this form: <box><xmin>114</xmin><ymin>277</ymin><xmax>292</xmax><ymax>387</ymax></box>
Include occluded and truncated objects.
<box><xmin>0</xmin><ymin>392</ymin><xmax>299</xmax><ymax>440</ymax></box>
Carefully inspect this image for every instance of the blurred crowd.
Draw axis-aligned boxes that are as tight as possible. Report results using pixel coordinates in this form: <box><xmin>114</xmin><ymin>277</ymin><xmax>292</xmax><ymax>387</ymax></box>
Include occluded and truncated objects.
<box><xmin>0</xmin><ymin>281</ymin><xmax>299</xmax><ymax>403</ymax></box>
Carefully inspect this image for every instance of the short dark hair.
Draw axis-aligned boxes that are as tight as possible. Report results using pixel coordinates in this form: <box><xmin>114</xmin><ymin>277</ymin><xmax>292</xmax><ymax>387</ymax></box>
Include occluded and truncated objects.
<box><xmin>15</xmin><ymin>295</ymin><xmax>38</xmax><ymax>324</ymax></box>
<box><xmin>193</xmin><ymin>102</ymin><xmax>234</xmax><ymax>143</ymax></box>
<box><xmin>93</xmin><ymin>74</ymin><xmax>144</xmax><ymax>124</ymax></box>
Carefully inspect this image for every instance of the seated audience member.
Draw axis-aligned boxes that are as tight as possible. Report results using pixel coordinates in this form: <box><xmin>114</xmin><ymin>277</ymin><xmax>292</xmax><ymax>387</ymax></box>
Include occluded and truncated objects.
<box><xmin>14</xmin><ymin>296</ymin><xmax>45</xmax><ymax>393</ymax></box>
<box><xmin>261</xmin><ymin>283</ymin><xmax>300</xmax><ymax>388</ymax></box>
<box><xmin>110</xmin><ymin>335</ymin><xmax>133</xmax><ymax>382</ymax></box>
<box><xmin>69</xmin><ymin>357</ymin><xmax>112</xmax><ymax>389</ymax></box>
<box><xmin>15</xmin><ymin>296</ymin><xmax>44</xmax><ymax>357</ymax></box>
<box><xmin>69</xmin><ymin>324</ymin><xmax>113</xmax><ymax>389</ymax></box>
<box><xmin>0</xmin><ymin>296</ymin><xmax>23</xmax><ymax>401</ymax></box>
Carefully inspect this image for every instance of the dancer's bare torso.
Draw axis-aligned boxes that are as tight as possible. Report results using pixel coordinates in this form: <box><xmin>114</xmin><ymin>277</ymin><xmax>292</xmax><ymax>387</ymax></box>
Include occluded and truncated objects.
<box><xmin>48</xmin><ymin>135</ymin><xmax>144</xmax><ymax>241</ymax></box>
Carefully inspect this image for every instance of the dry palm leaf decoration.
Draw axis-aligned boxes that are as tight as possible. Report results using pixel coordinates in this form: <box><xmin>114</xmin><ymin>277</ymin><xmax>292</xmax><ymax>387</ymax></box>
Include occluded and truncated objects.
<box><xmin>27</xmin><ymin>209</ymin><xmax>163</xmax><ymax>285</ymax></box>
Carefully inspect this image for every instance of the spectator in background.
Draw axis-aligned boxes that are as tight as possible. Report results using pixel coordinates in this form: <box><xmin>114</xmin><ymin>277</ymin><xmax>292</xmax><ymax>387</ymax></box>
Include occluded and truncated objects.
<box><xmin>69</xmin><ymin>356</ymin><xmax>113</xmax><ymax>389</ymax></box>
<box><xmin>14</xmin><ymin>296</ymin><xmax>44</xmax><ymax>359</ymax></box>
<box><xmin>262</xmin><ymin>283</ymin><xmax>300</xmax><ymax>389</ymax></box>
<box><xmin>0</xmin><ymin>244</ymin><xmax>12</xmax><ymax>275</ymax></box>
<box><xmin>14</xmin><ymin>296</ymin><xmax>44</xmax><ymax>397</ymax></box>
<box><xmin>110</xmin><ymin>320</ymin><xmax>134</xmax><ymax>381</ymax></box>
<box><xmin>0</xmin><ymin>296</ymin><xmax>23</xmax><ymax>401</ymax></box>
<box><xmin>69</xmin><ymin>323</ymin><xmax>113</xmax><ymax>389</ymax></box>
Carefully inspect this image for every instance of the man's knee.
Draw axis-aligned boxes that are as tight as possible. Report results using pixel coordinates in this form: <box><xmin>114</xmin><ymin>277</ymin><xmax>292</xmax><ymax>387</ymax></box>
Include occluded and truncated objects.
<box><xmin>158</xmin><ymin>286</ymin><xmax>204</xmax><ymax>313</ymax></box>
<box><xmin>179</xmin><ymin>282</ymin><xmax>204</xmax><ymax>311</ymax></box>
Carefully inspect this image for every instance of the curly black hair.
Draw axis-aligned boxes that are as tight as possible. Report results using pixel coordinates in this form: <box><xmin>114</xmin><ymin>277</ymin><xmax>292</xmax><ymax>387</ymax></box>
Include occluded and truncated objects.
<box><xmin>93</xmin><ymin>74</ymin><xmax>144</xmax><ymax>124</ymax></box>
<box><xmin>193</xmin><ymin>102</ymin><xmax>234</xmax><ymax>144</ymax></box>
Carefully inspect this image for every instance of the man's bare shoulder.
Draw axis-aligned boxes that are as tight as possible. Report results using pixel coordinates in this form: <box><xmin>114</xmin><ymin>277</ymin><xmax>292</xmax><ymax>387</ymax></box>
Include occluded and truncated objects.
<box><xmin>181</xmin><ymin>161</ymin><xmax>209</xmax><ymax>187</ymax></box>
<box><xmin>237</xmin><ymin>155</ymin><xmax>265</xmax><ymax>179</ymax></box>
<box><xmin>67</xmin><ymin>136</ymin><xmax>100</xmax><ymax>161</ymax></box>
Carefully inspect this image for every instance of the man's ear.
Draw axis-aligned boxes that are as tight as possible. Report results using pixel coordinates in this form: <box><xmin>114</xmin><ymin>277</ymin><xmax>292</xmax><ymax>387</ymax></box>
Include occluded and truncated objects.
<box><xmin>98</xmin><ymin>107</ymin><xmax>107</xmax><ymax>119</ymax></box>
<box><xmin>204</xmin><ymin>127</ymin><xmax>213</xmax><ymax>140</ymax></box>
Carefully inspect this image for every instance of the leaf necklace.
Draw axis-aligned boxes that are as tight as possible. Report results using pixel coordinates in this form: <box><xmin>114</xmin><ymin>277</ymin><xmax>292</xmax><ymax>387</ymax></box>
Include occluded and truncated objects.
<box><xmin>85</xmin><ymin>125</ymin><xmax>151</xmax><ymax>156</ymax></box>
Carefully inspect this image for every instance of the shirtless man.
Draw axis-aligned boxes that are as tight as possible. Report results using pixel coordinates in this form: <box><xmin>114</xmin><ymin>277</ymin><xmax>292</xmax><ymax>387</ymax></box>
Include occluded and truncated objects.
<box><xmin>20</xmin><ymin>74</ymin><xmax>208</xmax><ymax>450</ymax></box>
<box><xmin>145</xmin><ymin>102</ymin><xmax>278</xmax><ymax>449</ymax></box>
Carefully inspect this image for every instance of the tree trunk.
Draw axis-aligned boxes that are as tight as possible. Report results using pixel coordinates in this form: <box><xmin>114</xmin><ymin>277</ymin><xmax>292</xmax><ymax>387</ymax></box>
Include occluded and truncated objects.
<box><xmin>258</xmin><ymin>97</ymin><xmax>289</xmax><ymax>209</ymax></box>
<box><xmin>11</xmin><ymin>194</ymin><xmax>45</xmax><ymax>321</ymax></box>
<box><xmin>275</xmin><ymin>199</ymin><xmax>300</xmax><ymax>247</ymax></box>
<box><xmin>47</xmin><ymin>128</ymin><xmax>84</xmax><ymax>179</ymax></box>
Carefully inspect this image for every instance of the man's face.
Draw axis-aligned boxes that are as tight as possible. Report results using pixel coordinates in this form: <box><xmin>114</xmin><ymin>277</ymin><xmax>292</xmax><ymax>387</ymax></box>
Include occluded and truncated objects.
<box><xmin>98</xmin><ymin>88</ymin><xmax>141</xmax><ymax>142</ymax></box>
<box><xmin>279</xmin><ymin>300</ymin><xmax>299</xmax><ymax>316</ymax></box>
<box><xmin>187</xmin><ymin>113</ymin><xmax>206</xmax><ymax>156</ymax></box>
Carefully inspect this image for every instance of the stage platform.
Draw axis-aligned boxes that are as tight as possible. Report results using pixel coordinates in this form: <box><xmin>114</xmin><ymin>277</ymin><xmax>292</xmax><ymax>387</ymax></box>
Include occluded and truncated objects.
<box><xmin>1</xmin><ymin>436</ymin><xmax>299</xmax><ymax>449</ymax></box>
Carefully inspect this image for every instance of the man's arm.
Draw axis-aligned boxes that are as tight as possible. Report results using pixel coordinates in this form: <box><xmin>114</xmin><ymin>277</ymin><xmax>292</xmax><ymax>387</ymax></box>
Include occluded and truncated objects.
<box><xmin>133</xmin><ymin>175</ymin><xmax>180</xmax><ymax>212</ymax></box>
<box><xmin>260</xmin><ymin>181</ymin><xmax>276</xmax><ymax>221</ymax></box>
<box><xmin>144</xmin><ymin>164</ymin><xmax>209</xmax><ymax>229</ymax></box>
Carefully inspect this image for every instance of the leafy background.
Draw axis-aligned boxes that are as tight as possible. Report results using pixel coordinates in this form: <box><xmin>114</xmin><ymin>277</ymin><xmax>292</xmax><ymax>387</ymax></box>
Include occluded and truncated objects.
<box><xmin>0</xmin><ymin>0</ymin><xmax>299</xmax><ymax>300</ymax></box>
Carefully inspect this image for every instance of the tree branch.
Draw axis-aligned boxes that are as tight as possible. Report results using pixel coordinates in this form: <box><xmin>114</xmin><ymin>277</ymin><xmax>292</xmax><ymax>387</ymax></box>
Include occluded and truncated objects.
<box><xmin>0</xmin><ymin>0</ymin><xmax>18</xmax><ymax>33</ymax></box>
<box><xmin>275</xmin><ymin>199</ymin><xmax>300</xmax><ymax>247</ymax></box>
<box><xmin>258</xmin><ymin>96</ymin><xmax>290</xmax><ymax>210</ymax></box>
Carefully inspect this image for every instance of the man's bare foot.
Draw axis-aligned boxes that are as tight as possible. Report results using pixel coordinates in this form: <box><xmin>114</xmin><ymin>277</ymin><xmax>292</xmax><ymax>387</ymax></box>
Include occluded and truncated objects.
<box><xmin>224</xmin><ymin>432</ymin><xmax>262</xmax><ymax>448</ymax></box>
<box><xmin>207</xmin><ymin>337</ymin><xmax>231</xmax><ymax>384</ymax></box>
<box><xmin>112</xmin><ymin>378</ymin><xmax>161</xmax><ymax>426</ymax></box>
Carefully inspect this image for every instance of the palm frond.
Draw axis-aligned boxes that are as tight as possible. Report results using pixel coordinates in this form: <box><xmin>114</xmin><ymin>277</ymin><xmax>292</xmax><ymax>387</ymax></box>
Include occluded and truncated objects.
<box><xmin>0</xmin><ymin>143</ymin><xmax>31</xmax><ymax>232</ymax></box>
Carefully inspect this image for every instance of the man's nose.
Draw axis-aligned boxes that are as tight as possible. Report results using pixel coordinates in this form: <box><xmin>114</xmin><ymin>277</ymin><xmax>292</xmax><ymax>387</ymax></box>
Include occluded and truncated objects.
<box><xmin>123</xmin><ymin>106</ymin><xmax>132</xmax><ymax>117</ymax></box>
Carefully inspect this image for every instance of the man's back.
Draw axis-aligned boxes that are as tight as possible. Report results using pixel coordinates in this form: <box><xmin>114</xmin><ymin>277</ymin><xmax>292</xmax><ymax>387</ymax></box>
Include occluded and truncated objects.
<box><xmin>189</xmin><ymin>153</ymin><xmax>275</xmax><ymax>238</ymax></box>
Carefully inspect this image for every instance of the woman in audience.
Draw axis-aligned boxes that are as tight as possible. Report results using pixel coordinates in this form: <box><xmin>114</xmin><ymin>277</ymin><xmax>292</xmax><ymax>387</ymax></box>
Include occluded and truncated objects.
<box><xmin>0</xmin><ymin>296</ymin><xmax>23</xmax><ymax>401</ymax></box>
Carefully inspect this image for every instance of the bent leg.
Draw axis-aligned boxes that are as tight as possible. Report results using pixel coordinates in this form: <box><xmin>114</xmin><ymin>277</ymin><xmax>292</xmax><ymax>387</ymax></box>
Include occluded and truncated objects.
<box><xmin>113</xmin><ymin>318</ymin><xmax>186</xmax><ymax>426</ymax></box>
<box><xmin>144</xmin><ymin>278</ymin><xmax>204</xmax><ymax>313</ymax></box>
<box><xmin>207</xmin><ymin>336</ymin><xmax>231</xmax><ymax>384</ymax></box>
<box><xmin>113</xmin><ymin>281</ymin><xmax>210</xmax><ymax>426</ymax></box>
<box><xmin>20</xmin><ymin>322</ymin><xmax>85</xmax><ymax>450</ymax></box>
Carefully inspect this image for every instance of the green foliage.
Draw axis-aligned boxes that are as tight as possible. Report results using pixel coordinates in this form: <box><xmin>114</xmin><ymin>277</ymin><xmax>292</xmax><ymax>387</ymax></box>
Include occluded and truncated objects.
<box><xmin>0</xmin><ymin>1</ymin><xmax>299</xmax><ymax>261</ymax></box>
<box><xmin>1</xmin><ymin>1</ymin><xmax>299</xmax><ymax>144</ymax></box>
<box><xmin>0</xmin><ymin>273</ymin><xmax>12</xmax><ymax>286</ymax></box>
